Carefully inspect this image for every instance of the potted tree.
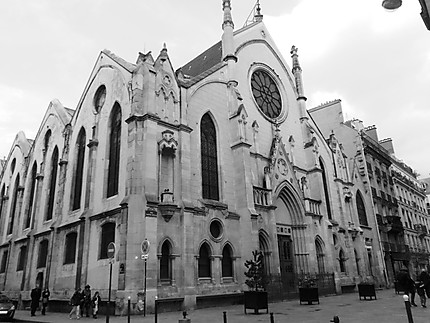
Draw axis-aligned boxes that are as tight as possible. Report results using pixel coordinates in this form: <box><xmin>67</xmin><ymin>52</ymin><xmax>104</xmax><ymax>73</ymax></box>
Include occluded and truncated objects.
<box><xmin>357</xmin><ymin>276</ymin><xmax>377</xmax><ymax>300</ymax></box>
<box><xmin>298</xmin><ymin>274</ymin><xmax>319</xmax><ymax>305</ymax></box>
<box><xmin>243</xmin><ymin>250</ymin><xmax>268</xmax><ymax>314</ymax></box>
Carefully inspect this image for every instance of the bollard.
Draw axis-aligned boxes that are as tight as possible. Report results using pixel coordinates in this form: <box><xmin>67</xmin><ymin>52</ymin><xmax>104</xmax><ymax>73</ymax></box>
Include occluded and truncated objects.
<box><xmin>154</xmin><ymin>297</ymin><xmax>158</xmax><ymax>323</ymax></box>
<box><xmin>127</xmin><ymin>297</ymin><xmax>131</xmax><ymax>323</ymax></box>
<box><xmin>270</xmin><ymin>312</ymin><xmax>274</xmax><ymax>323</ymax></box>
<box><xmin>403</xmin><ymin>295</ymin><xmax>414</xmax><ymax>323</ymax></box>
<box><xmin>330</xmin><ymin>316</ymin><xmax>340</xmax><ymax>323</ymax></box>
<box><xmin>178</xmin><ymin>310</ymin><xmax>191</xmax><ymax>323</ymax></box>
<box><xmin>223</xmin><ymin>311</ymin><xmax>227</xmax><ymax>323</ymax></box>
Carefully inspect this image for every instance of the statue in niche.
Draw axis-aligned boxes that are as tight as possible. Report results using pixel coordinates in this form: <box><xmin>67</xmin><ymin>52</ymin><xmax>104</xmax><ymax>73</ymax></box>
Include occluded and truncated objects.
<box><xmin>300</xmin><ymin>176</ymin><xmax>310</xmax><ymax>198</ymax></box>
<box><xmin>263</xmin><ymin>166</ymin><xmax>271</xmax><ymax>190</ymax></box>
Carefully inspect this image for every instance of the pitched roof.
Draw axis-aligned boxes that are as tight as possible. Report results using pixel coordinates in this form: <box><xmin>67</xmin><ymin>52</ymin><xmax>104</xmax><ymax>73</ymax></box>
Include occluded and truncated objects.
<box><xmin>180</xmin><ymin>41</ymin><xmax>222</xmax><ymax>78</ymax></box>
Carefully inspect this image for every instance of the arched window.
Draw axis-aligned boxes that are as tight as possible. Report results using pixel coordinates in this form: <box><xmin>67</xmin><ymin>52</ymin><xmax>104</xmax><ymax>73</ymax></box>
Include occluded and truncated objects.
<box><xmin>222</xmin><ymin>245</ymin><xmax>233</xmax><ymax>278</ymax></box>
<box><xmin>25</xmin><ymin>163</ymin><xmax>37</xmax><ymax>229</ymax></box>
<box><xmin>72</xmin><ymin>128</ymin><xmax>86</xmax><ymax>210</ymax></box>
<box><xmin>259</xmin><ymin>232</ymin><xmax>271</xmax><ymax>277</ymax></box>
<box><xmin>107</xmin><ymin>103</ymin><xmax>121</xmax><ymax>198</ymax></box>
<box><xmin>200</xmin><ymin>114</ymin><xmax>219</xmax><ymax>200</ymax></box>
<box><xmin>7</xmin><ymin>175</ymin><xmax>20</xmax><ymax>235</ymax></box>
<box><xmin>198</xmin><ymin>243</ymin><xmax>211</xmax><ymax>278</ymax></box>
<box><xmin>17</xmin><ymin>245</ymin><xmax>27</xmax><ymax>271</ymax></box>
<box><xmin>339</xmin><ymin>249</ymin><xmax>346</xmax><ymax>273</ymax></box>
<box><xmin>160</xmin><ymin>240</ymin><xmax>172</xmax><ymax>282</ymax></box>
<box><xmin>315</xmin><ymin>239</ymin><xmax>325</xmax><ymax>274</ymax></box>
<box><xmin>44</xmin><ymin>130</ymin><xmax>51</xmax><ymax>153</ymax></box>
<box><xmin>100</xmin><ymin>222</ymin><xmax>115</xmax><ymax>259</ymax></box>
<box><xmin>0</xmin><ymin>185</ymin><xmax>5</xmax><ymax>226</ymax></box>
<box><xmin>356</xmin><ymin>191</ymin><xmax>368</xmax><ymax>226</ymax></box>
<box><xmin>37</xmin><ymin>240</ymin><xmax>49</xmax><ymax>268</ymax></box>
<box><xmin>0</xmin><ymin>251</ymin><xmax>8</xmax><ymax>273</ymax></box>
<box><xmin>319</xmin><ymin>158</ymin><xmax>332</xmax><ymax>220</ymax></box>
<box><xmin>354</xmin><ymin>249</ymin><xmax>360</xmax><ymax>275</ymax></box>
<box><xmin>46</xmin><ymin>147</ymin><xmax>59</xmax><ymax>221</ymax></box>
<box><xmin>10</xmin><ymin>158</ymin><xmax>16</xmax><ymax>174</ymax></box>
<box><xmin>64</xmin><ymin>232</ymin><xmax>77</xmax><ymax>264</ymax></box>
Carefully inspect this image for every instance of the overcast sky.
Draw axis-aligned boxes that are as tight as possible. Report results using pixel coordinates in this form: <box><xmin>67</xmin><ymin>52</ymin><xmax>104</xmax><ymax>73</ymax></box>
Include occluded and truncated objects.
<box><xmin>0</xmin><ymin>0</ymin><xmax>429</xmax><ymax>178</ymax></box>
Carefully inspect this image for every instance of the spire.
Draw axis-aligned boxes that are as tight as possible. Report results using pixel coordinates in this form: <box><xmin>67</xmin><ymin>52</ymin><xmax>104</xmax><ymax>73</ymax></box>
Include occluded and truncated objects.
<box><xmin>222</xmin><ymin>0</ymin><xmax>234</xmax><ymax>29</ymax></box>
<box><xmin>290</xmin><ymin>46</ymin><xmax>306</xmax><ymax>100</ymax></box>
<box><xmin>254</xmin><ymin>0</ymin><xmax>263</xmax><ymax>22</ymax></box>
<box><xmin>222</xmin><ymin>0</ymin><xmax>237</xmax><ymax>63</ymax></box>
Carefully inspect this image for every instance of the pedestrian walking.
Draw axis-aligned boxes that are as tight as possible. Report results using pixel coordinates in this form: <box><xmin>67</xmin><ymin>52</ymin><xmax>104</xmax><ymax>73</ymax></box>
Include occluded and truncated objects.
<box><xmin>418</xmin><ymin>268</ymin><xmax>430</xmax><ymax>307</ymax></box>
<box><xmin>396</xmin><ymin>267</ymin><xmax>417</xmax><ymax>306</ymax></box>
<box><xmin>91</xmin><ymin>291</ymin><xmax>101</xmax><ymax>319</ymax></box>
<box><xmin>30</xmin><ymin>286</ymin><xmax>41</xmax><ymax>317</ymax></box>
<box><xmin>81</xmin><ymin>284</ymin><xmax>92</xmax><ymax>317</ymax></box>
<box><xmin>41</xmin><ymin>288</ymin><xmax>50</xmax><ymax>315</ymax></box>
<box><xmin>69</xmin><ymin>288</ymin><xmax>83</xmax><ymax>319</ymax></box>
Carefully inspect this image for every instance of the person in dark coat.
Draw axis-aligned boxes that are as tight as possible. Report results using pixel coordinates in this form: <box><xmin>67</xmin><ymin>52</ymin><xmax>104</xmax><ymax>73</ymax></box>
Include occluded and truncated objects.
<box><xmin>396</xmin><ymin>268</ymin><xmax>417</xmax><ymax>306</ymax></box>
<box><xmin>81</xmin><ymin>285</ymin><xmax>92</xmax><ymax>317</ymax></box>
<box><xmin>41</xmin><ymin>288</ymin><xmax>50</xmax><ymax>315</ymax></box>
<box><xmin>30</xmin><ymin>287</ymin><xmax>41</xmax><ymax>316</ymax></box>
<box><xmin>69</xmin><ymin>288</ymin><xmax>82</xmax><ymax>319</ymax></box>
<box><xmin>418</xmin><ymin>268</ymin><xmax>430</xmax><ymax>307</ymax></box>
<box><xmin>91</xmin><ymin>291</ymin><xmax>101</xmax><ymax>319</ymax></box>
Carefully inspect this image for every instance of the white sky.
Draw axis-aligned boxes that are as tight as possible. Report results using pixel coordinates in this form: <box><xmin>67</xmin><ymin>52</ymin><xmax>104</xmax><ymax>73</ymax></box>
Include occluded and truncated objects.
<box><xmin>0</xmin><ymin>0</ymin><xmax>429</xmax><ymax>177</ymax></box>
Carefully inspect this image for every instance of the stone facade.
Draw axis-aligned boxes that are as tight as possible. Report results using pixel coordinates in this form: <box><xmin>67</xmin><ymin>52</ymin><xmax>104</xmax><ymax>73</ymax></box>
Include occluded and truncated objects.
<box><xmin>0</xmin><ymin>1</ymin><xmax>385</xmax><ymax>313</ymax></box>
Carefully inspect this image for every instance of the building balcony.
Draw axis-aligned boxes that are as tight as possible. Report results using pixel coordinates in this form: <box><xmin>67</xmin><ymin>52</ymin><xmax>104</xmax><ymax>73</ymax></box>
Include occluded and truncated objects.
<box><xmin>253</xmin><ymin>186</ymin><xmax>272</xmax><ymax>207</ymax></box>
<box><xmin>414</xmin><ymin>224</ymin><xmax>428</xmax><ymax>237</ymax></box>
<box><xmin>385</xmin><ymin>215</ymin><xmax>404</xmax><ymax>233</ymax></box>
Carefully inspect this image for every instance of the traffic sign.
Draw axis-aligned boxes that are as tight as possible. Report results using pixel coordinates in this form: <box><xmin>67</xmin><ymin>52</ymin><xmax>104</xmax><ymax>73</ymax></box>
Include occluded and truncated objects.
<box><xmin>141</xmin><ymin>239</ymin><xmax>150</xmax><ymax>255</ymax></box>
<box><xmin>107</xmin><ymin>242</ymin><xmax>116</xmax><ymax>259</ymax></box>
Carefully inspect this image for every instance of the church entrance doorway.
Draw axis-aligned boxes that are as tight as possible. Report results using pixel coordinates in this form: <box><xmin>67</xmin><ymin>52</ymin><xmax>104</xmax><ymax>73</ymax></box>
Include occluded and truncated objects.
<box><xmin>277</xmin><ymin>234</ymin><xmax>295</xmax><ymax>293</ymax></box>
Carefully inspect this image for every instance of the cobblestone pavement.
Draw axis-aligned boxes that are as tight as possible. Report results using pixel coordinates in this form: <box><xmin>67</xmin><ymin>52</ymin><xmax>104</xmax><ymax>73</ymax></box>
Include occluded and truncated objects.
<box><xmin>12</xmin><ymin>288</ymin><xmax>430</xmax><ymax>323</ymax></box>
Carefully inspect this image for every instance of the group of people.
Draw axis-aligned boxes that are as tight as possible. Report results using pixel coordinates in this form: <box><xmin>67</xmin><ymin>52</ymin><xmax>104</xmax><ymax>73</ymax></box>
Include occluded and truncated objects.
<box><xmin>30</xmin><ymin>284</ymin><xmax>101</xmax><ymax>319</ymax></box>
<box><xmin>69</xmin><ymin>285</ymin><xmax>102</xmax><ymax>319</ymax></box>
<box><xmin>396</xmin><ymin>267</ymin><xmax>430</xmax><ymax>308</ymax></box>
<box><xmin>30</xmin><ymin>287</ymin><xmax>50</xmax><ymax>316</ymax></box>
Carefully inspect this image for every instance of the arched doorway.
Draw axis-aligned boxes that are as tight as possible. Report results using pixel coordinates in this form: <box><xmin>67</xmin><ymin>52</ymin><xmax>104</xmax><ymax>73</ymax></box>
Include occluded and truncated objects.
<box><xmin>274</xmin><ymin>183</ymin><xmax>308</xmax><ymax>294</ymax></box>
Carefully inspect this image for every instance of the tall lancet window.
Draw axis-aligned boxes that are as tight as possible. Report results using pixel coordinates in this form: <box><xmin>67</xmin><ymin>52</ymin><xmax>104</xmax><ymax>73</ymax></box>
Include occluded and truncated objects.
<box><xmin>25</xmin><ymin>163</ymin><xmax>37</xmax><ymax>229</ymax></box>
<box><xmin>46</xmin><ymin>147</ymin><xmax>59</xmax><ymax>221</ymax></box>
<box><xmin>356</xmin><ymin>191</ymin><xmax>368</xmax><ymax>226</ymax></box>
<box><xmin>159</xmin><ymin>130</ymin><xmax>177</xmax><ymax>202</ymax></box>
<box><xmin>7</xmin><ymin>175</ymin><xmax>20</xmax><ymax>235</ymax></box>
<box><xmin>107</xmin><ymin>103</ymin><xmax>121</xmax><ymax>198</ymax></box>
<box><xmin>319</xmin><ymin>158</ymin><xmax>332</xmax><ymax>220</ymax></box>
<box><xmin>72</xmin><ymin>128</ymin><xmax>86</xmax><ymax>210</ymax></box>
<box><xmin>201</xmin><ymin>114</ymin><xmax>219</xmax><ymax>200</ymax></box>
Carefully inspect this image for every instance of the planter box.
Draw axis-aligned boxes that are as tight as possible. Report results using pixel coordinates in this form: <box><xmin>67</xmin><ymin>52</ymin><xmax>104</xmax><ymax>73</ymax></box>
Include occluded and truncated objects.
<box><xmin>243</xmin><ymin>291</ymin><xmax>268</xmax><ymax>314</ymax></box>
<box><xmin>358</xmin><ymin>284</ymin><xmax>376</xmax><ymax>300</ymax></box>
<box><xmin>299</xmin><ymin>287</ymin><xmax>319</xmax><ymax>305</ymax></box>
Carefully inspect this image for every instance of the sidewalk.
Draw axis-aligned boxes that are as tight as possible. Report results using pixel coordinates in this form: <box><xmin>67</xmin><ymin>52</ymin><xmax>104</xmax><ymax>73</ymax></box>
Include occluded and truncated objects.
<box><xmin>13</xmin><ymin>289</ymin><xmax>429</xmax><ymax>323</ymax></box>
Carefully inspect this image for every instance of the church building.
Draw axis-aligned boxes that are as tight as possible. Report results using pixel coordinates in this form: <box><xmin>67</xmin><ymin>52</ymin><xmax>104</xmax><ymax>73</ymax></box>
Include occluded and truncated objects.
<box><xmin>0</xmin><ymin>1</ymin><xmax>385</xmax><ymax>313</ymax></box>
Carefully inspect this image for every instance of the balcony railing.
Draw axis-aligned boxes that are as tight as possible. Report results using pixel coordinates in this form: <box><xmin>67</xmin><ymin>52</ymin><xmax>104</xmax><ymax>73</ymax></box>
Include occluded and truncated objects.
<box><xmin>385</xmin><ymin>215</ymin><xmax>404</xmax><ymax>233</ymax></box>
<box><xmin>304</xmin><ymin>198</ymin><xmax>322</xmax><ymax>217</ymax></box>
<box><xmin>253</xmin><ymin>186</ymin><xmax>272</xmax><ymax>207</ymax></box>
<box><xmin>414</xmin><ymin>224</ymin><xmax>428</xmax><ymax>237</ymax></box>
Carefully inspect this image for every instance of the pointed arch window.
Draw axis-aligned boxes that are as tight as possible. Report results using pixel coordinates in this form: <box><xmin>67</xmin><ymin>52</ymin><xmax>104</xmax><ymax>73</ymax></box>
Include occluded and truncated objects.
<box><xmin>198</xmin><ymin>243</ymin><xmax>211</xmax><ymax>278</ymax></box>
<box><xmin>222</xmin><ymin>245</ymin><xmax>233</xmax><ymax>278</ymax></box>
<box><xmin>44</xmin><ymin>130</ymin><xmax>51</xmax><ymax>153</ymax></box>
<box><xmin>64</xmin><ymin>232</ymin><xmax>77</xmax><ymax>264</ymax></box>
<box><xmin>315</xmin><ymin>239</ymin><xmax>325</xmax><ymax>274</ymax></box>
<box><xmin>37</xmin><ymin>240</ymin><xmax>49</xmax><ymax>268</ymax></box>
<box><xmin>0</xmin><ymin>185</ymin><xmax>5</xmax><ymax>226</ymax></box>
<box><xmin>7</xmin><ymin>175</ymin><xmax>20</xmax><ymax>235</ymax></box>
<box><xmin>100</xmin><ymin>222</ymin><xmax>115</xmax><ymax>259</ymax></box>
<box><xmin>319</xmin><ymin>158</ymin><xmax>332</xmax><ymax>220</ymax></box>
<box><xmin>259</xmin><ymin>233</ymin><xmax>271</xmax><ymax>277</ymax></box>
<box><xmin>72</xmin><ymin>128</ymin><xmax>86</xmax><ymax>210</ymax></box>
<box><xmin>17</xmin><ymin>245</ymin><xmax>27</xmax><ymax>271</ymax></box>
<box><xmin>356</xmin><ymin>191</ymin><xmax>368</xmax><ymax>226</ymax></box>
<box><xmin>201</xmin><ymin>114</ymin><xmax>219</xmax><ymax>201</ymax></box>
<box><xmin>160</xmin><ymin>240</ymin><xmax>172</xmax><ymax>282</ymax></box>
<box><xmin>339</xmin><ymin>249</ymin><xmax>347</xmax><ymax>273</ymax></box>
<box><xmin>107</xmin><ymin>103</ymin><xmax>121</xmax><ymax>198</ymax></box>
<box><xmin>0</xmin><ymin>251</ymin><xmax>8</xmax><ymax>273</ymax></box>
<box><xmin>46</xmin><ymin>147</ymin><xmax>59</xmax><ymax>221</ymax></box>
<box><xmin>25</xmin><ymin>163</ymin><xmax>37</xmax><ymax>229</ymax></box>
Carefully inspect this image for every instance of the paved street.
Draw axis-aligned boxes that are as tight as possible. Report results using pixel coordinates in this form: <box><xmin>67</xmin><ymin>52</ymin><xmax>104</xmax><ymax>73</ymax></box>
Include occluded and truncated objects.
<box><xmin>12</xmin><ymin>288</ymin><xmax>430</xmax><ymax>323</ymax></box>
